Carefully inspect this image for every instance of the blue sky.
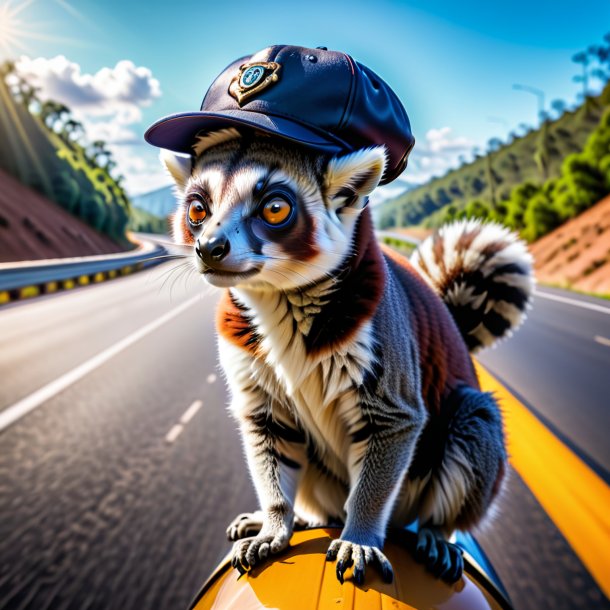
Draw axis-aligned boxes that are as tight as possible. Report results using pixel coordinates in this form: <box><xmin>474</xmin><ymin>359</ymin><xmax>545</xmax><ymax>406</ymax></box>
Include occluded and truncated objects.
<box><xmin>1</xmin><ymin>0</ymin><xmax>609</xmax><ymax>195</ymax></box>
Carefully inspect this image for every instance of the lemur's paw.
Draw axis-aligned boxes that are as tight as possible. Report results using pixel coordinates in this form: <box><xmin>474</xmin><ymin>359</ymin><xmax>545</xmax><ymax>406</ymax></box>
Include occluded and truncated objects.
<box><xmin>325</xmin><ymin>539</ymin><xmax>394</xmax><ymax>585</ymax></box>
<box><xmin>226</xmin><ymin>511</ymin><xmax>264</xmax><ymax>541</ymax></box>
<box><xmin>230</xmin><ymin>530</ymin><xmax>291</xmax><ymax>573</ymax></box>
<box><xmin>414</xmin><ymin>528</ymin><xmax>464</xmax><ymax>583</ymax></box>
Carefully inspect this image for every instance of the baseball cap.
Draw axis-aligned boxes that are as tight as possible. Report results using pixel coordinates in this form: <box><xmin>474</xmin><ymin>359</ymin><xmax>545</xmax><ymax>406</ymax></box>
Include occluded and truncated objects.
<box><xmin>145</xmin><ymin>44</ymin><xmax>415</xmax><ymax>185</ymax></box>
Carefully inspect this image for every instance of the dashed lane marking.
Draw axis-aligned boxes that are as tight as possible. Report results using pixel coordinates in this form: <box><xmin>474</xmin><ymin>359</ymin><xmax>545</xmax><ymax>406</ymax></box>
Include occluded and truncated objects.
<box><xmin>165</xmin><ymin>399</ymin><xmax>204</xmax><ymax>444</ymax></box>
<box><xmin>475</xmin><ymin>361</ymin><xmax>610</xmax><ymax>598</ymax></box>
<box><xmin>594</xmin><ymin>335</ymin><xmax>610</xmax><ymax>347</ymax></box>
<box><xmin>0</xmin><ymin>296</ymin><xmax>200</xmax><ymax>433</ymax></box>
<box><xmin>534</xmin><ymin>289</ymin><xmax>610</xmax><ymax>315</ymax></box>
<box><xmin>180</xmin><ymin>400</ymin><xmax>203</xmax><ymax>425</ymax></box>
<box><xmin>165</xmin><ymin>424</ymin><xmax>184</xmax><ymax>444</ymax></box>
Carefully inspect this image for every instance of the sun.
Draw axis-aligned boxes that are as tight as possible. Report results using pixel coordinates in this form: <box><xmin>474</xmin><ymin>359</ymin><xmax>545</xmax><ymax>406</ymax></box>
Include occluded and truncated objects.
<box><xmin>0</xmin><ymin>0</ymin><xmax>36</xmax><ymax>56</ymax></box>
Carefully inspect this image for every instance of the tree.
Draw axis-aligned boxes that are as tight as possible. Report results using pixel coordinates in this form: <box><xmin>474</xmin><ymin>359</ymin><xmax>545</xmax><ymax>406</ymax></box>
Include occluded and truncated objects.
<box><xmin>522</xmin><ymin>192</ymin><xmax>561</xmax><ymax>242</ymax></box>
<box><xmin>551</xmin><ymin>99</ymin><xmax>567</xmax><ymax>117</ymax></box>
<box><xmin>62</xmin><ymin>119</ymin><xmax>85</xmax><ymax>144</ymax></box>
<box><xmin>504</xmin><ymin>182</ymin><xmax>540</xmax><ymax>230</ymax></box>
<box><xmin>464</xmin><ymin>199</ymin><xmax>490</xmax><ymax>220</ymax></box>
<box><xmin>572</xmin><ymin>51</ymin><xmax>590</xmax><ymax>100</ymax></box>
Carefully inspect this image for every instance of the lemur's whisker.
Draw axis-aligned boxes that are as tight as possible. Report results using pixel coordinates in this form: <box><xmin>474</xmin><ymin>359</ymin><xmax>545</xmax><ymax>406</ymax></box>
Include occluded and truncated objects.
<box><xmin>155</xmin><ymin>261</ymin><xmax>192</xmax><ymax>296</ymax></box>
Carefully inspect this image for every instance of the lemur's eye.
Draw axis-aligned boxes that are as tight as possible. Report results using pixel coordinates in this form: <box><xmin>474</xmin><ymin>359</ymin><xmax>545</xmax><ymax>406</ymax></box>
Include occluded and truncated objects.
<box><xmin>187</xmin><ymin>197</ymin><xmax>208</xmax><ymax>226</ymax></box>
<box><xmin>260</xmin><ymin>197</ymin><xmax>292</xmax><ymax>226</ymax></box>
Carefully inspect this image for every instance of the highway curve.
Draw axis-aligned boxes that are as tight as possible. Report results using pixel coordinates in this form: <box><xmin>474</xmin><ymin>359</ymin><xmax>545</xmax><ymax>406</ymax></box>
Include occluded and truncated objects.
<box><xmin>0</xmin><ymin>261</ymin><xmax>608</xmax><ymax>609</ymax></box>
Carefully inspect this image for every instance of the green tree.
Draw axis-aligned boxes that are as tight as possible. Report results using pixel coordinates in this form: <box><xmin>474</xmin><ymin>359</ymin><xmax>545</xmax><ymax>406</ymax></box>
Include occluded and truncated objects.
<box><xmin>522</xmin><ymin>192</ymin><xmax>561</xmax><ymax>242</ymax></box>
<box><xmin>504</xmin><ymin>182</ymin><xmax>540</xmax><ymax>230</ymax></box>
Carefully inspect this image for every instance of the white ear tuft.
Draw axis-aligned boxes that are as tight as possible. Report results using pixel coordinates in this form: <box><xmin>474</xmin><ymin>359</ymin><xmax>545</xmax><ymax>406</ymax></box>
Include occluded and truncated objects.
<box><xmin>325</xmin><ymin>146</ymin><xmax>387</xmax><ymax>203</ymax></box>
<box><xmin>159</xmin><ymin>149</ymin><xmax>192</xmax><ymax>191</ymax></box>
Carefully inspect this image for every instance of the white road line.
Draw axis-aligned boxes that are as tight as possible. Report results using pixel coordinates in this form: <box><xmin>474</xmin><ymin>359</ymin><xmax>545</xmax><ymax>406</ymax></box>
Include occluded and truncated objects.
<box><xmin>0</xmin><ymin>296</ymin><xmax>200</xmax><ymax>433</ymax></box>
<box><xmin>165</xmin><ymin>424</ymin><xmax>184</xmax><ymax>443</ymax></box>
<box><xmin>207</xmin><ymin>373</ymin><xmax>217</xmax><ymax>384</ymax></box>
<box><xmin>180</xmin><ymin>400</ymin><xmax>203</xmax><ymax>425</ymax></box>
<box><xmin>594</xmin><ymin>335</ymin><xmax>610</xmax><ymax>347</ymax></box>
<box><xmin>534</xmin><ymin>289</ymin><xmax>610</xmax><ymax>315</ymax></box>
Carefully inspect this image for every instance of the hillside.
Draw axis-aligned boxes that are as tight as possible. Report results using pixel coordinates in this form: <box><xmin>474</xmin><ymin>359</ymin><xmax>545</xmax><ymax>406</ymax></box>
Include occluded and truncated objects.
<box><xmin>0</xmin><ymin>63</ymin><xmax>133</xmax><ymax>249</ymax></box>
<box><xmin>0</xmin><ymin>169</ymin><xmax>125</xmax><ymax>262</ymax></box>
<box><xmin>530</xmin><ymin>194</ymin><xmax>610</xmax><ymax>295</ymax></box>
<box><xmin>376</xmin><ymin>85</ymin><xmax>610</xmax><ymax>231</ymax></box>
<box><xmin>131</xmin><ymin>185</ymin><xmax>175</xmax><ymax>218</ymax></box>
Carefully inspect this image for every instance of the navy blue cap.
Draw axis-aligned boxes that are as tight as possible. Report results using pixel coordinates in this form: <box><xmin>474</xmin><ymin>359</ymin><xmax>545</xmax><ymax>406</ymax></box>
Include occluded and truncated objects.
<box><xmin>145</xmin><ymin>45</ymin><xmax>415</xmax><ymax>185</ymax></box>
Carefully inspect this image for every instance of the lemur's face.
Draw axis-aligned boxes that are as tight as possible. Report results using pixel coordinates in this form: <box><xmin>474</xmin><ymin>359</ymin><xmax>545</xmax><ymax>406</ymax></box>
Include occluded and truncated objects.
<box><xmin>162</xmin><ymin>129</ymin><xmax>386</xmax><ymax>289</ymax></box>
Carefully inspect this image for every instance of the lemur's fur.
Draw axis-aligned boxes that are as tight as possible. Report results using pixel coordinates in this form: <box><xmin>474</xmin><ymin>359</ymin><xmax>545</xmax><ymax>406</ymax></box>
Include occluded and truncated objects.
<box><xmin>161</xmin><ymin>129</ymin><xmax>533</xmax><ymax>584</ymax></box>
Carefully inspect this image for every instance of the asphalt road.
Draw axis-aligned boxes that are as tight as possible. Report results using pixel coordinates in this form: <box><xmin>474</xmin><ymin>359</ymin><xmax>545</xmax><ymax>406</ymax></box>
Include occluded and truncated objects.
<box><xmin>0</xmin><ymin>261</ymin><xmax>608</xmax><ymax>610</ymax></box>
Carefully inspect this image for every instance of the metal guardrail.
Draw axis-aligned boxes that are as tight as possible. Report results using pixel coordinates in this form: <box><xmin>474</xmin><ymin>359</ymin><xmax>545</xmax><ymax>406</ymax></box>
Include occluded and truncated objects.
<box><xmin>0</xmin><ymin>237</ymin><xmax>167</xmax><ymax>295</ymax></box>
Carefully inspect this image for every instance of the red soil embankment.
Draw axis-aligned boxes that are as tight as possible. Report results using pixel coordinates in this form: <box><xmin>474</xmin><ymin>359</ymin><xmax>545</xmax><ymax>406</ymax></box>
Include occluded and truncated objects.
<box><xmin>529</xmin><ymin>195</ymin><xmax>610</xmax><ymax>295</ymax></box>
<box><xmin>0</xmin><ymin>169</ymin><xmax>128</xmax><ymax>263</ymax></box>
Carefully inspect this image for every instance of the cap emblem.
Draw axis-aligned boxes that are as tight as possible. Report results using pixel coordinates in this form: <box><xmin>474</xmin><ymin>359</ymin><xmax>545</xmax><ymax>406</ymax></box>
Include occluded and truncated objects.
<box><xmin>229</xmin><ymin>61</ymin><xmax>281</xmax><ymax>106</ymax></box>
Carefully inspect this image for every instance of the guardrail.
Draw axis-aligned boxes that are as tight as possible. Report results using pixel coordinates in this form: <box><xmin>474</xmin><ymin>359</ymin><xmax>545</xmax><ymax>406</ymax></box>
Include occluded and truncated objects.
<box><xmin>0</xmin><ymin>236</ymin><xmax>167</xmax><ymax>305</ymax></box>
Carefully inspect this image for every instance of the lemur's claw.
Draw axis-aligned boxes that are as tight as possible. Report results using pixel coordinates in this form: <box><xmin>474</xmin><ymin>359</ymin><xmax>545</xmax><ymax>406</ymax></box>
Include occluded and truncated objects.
<box><xmin>226</xmin><ymin>511</ymin><xmax>264</xmax><ymax>541</ymax></box>
<box><xmin>325</xmin><ymin>539</ymin><xmax>394</xmax><ymax>585</ymax></box>
<box><xmin>414</xmin><ymin>528</ymin><xmax>463</xmax><ymax>583</ymax></box>
<box><xmin>230</xmin><ymin>530</ymin><xmax>290</xmax><ymax>573</ymax></box>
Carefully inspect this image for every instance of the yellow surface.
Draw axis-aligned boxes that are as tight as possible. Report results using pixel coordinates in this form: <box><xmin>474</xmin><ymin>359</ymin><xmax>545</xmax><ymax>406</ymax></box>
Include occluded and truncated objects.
<box><xmin>93</xmin><ymin>272</ymin><xmax>105</xmax><ymax>283</ymax></box>
<box><xmin>77</xmin><ymin>275</ymin><xmax>90</xmax><ymax>286</ymax></box>
<box><xmin>18</xmin><ymin>285</ymin><xmax>40</xmax><ymax>299</ymax></box>
<box><xmin>44</xmin><ymin>281</ymin><xmax>58</xmax><ymax>293</ymax></box>
<box><xmin>475</xmin><ymin>361</ymin><xmax>610</xmax><ymax>597</ymax></box>
<box><xmin>62</xmin><ymin>279</ymin><xmax>75</xmax><ymax>290</ymax></box>
<box><xmin>107</xmin><ymin>269</ymin><xmax>118</xmax><ymax>279</ymax></box>
<box><xmin>0</xmin><ymin>290</ymin><xmax>10</xmax><ymax>304</ymax></box>
<box><xmin>193</xmin><ymin>529</ymin><xmax>503</xmax><ymax>610</ymax></box>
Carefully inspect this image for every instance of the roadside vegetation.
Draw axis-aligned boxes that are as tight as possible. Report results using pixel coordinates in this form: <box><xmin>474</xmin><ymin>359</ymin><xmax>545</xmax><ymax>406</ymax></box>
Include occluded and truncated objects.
<box><xmin>0</xmin><ymin>60</ymin><xmax>166</xmax><ymax>245</ymax></box>
<box><xmin>376</xmin><ymin>33</ymin><xmax>610</xmax><ymax>245</ymax></box>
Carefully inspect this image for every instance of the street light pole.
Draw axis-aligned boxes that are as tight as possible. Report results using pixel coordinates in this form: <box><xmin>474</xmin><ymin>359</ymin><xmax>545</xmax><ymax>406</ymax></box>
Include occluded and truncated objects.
<box><xmin>513</xmin><ymin>83</ymin><xmax>546</xmax><ymax>122</ymax></box>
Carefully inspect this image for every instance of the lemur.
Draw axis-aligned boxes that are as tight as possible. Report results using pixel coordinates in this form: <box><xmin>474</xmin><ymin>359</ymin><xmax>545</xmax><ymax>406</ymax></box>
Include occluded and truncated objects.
<box><xmin>161</xmin><ymin>127</ymin><xmax>533</xmax><ymax>585</ymax></box>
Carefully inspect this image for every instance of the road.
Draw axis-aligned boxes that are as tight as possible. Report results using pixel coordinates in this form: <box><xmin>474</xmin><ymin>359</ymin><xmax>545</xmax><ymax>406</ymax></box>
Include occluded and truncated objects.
<box><xmin>0</xmin><ymin>261</ymin><xmax>609</xmax><ymax>609</ymax></box>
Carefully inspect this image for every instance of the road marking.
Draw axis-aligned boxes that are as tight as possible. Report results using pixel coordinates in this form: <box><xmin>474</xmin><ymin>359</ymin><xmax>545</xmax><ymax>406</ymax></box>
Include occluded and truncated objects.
<box><xmin>165</xmin><ymin>400</ymin><xmax>203</xmax><ymax>443</ymax></box>
<box><xmin>0</xmin><ymin>296</ymin><xmax>200</xmax><ymax>433</ymax></box>
<box><xmin>475</xmin><ymin>361</ymin><xmax>610</xmax><ymax>598</ymax></box>
<box><xmin>180</xmin><ymin>399</ymin><xmax>203</xmax><ymax>424</ymax></box>
<box><xmin>165</xmin><ymin>424</ymin><xmax>184</xmax><ymax>443</ymax></box>
<box><xmin>207</xmin><ymin>373</ymin><xmax>217</xmax><ymax>384</ymax></box>
<box><xmin>594</xmin><ymin>335</ymin><xmax>610</xmax><ymax>347</ymax></box>
<box><xmin>534</xmin><ymin>289</ymin><xmax>610</xmax><ymax>315</ymax></box>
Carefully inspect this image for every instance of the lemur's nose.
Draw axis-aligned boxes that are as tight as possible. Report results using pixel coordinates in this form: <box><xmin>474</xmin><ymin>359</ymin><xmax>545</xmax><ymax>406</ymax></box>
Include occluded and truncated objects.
<box><xmin>196</xmin><ymin>234</ymin><xmax>231</xmax><ymax>264</ymax></box>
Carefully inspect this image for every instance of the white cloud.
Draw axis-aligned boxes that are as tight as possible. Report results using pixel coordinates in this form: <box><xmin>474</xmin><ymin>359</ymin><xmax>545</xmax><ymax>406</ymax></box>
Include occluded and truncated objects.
<box><xmin>404</xmin><ymin>127</ymin><xmax>476</xmax><ymax>186</ymax></box>
<box><xmin>14</xmin><ymin>55</ymin><xmax>161</xmax><ymax>124</ymax></box>
<box><xmin>109</xmin><ymin>145</ymin><xmax>172</xmax><ymax>196</ymax></box>
<box><xmin>13</xmin><ymin>54</ymin><xmax>166</xmax><ymax>196</ymax></box>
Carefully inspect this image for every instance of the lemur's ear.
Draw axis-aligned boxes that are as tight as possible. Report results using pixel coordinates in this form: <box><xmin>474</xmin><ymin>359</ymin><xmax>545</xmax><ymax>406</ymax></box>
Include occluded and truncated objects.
<box><xmin>160</xmin><ymin>149</ymin><xmax>192</xmax><ymax>191</ymax></box>
<box><xmin>325</xmin><ymin>146</ymin><xmax>387</xmax><ymax>208</ymax></box>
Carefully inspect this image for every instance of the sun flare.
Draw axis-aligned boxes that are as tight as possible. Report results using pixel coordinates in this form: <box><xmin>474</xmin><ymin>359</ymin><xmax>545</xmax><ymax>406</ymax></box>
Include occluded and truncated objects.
<box><xmin>0</xmin><ymin>0</ymin><xmax>36</xmax><ymax>56</ymax></box>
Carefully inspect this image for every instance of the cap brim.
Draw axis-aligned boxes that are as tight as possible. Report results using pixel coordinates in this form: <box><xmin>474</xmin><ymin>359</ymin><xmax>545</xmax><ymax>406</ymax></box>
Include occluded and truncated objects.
<box><xmin>144</xmin><ymin>109</ymin><xmax>350</xmax><ymax>156</ymax></box>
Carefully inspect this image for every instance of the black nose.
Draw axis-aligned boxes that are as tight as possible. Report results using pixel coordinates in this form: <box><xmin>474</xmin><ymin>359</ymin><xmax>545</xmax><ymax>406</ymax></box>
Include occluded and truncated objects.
<box><xmin>196</xmin><ymin>234</ymin><xmax>231</xmax><ymax>265</ymax></box>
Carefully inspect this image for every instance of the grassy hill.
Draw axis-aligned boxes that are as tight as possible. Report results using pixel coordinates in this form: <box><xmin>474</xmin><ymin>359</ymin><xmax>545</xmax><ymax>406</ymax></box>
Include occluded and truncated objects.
<box><xmin>0</xmin><ymin>64</ymin><xmax>133</xmax><ymax>247</ymax></box>
<box><xmin>376</xmin><ymin>84</ymin><xmax>610</xmax><ymax>234</ymax></box>
<box><xmin>128</xmin><ymin>206</ymin><xmax>168</xmax><ymax>234</ymax></box>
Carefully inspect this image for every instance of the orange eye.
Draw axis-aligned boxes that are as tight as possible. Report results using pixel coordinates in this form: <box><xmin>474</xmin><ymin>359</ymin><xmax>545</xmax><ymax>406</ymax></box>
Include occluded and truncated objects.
<box><xmin>261</xmin><ymin>198</ymin><xmax>292</xmax><ymax>226</ymax></box>
<box><xmin>187</xmin><ymin>199</ymin><xmax>208</xmax><ymax>226</ymax></box>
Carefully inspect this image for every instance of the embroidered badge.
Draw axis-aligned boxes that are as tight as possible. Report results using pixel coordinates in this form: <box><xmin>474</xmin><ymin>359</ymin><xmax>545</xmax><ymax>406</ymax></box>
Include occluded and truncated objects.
<box><xmin>229</xmin><ymin>61</ymin><xmax>281</xmax><ymax>105</ymax></box>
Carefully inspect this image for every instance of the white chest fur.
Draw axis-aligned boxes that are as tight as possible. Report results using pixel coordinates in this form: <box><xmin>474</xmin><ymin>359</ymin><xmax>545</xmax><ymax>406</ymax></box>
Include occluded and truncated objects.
<box><xmin>222</xmin><ymin>287</ymin><xmax>376</xmax><ymax>468</ymax></box>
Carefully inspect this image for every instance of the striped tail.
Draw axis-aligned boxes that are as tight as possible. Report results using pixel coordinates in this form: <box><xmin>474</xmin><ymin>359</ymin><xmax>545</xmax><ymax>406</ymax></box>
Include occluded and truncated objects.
<box><xmin>410</xmin><ymin>219</ymin><xmax>534</xmax><ymax>353</ymax></box>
